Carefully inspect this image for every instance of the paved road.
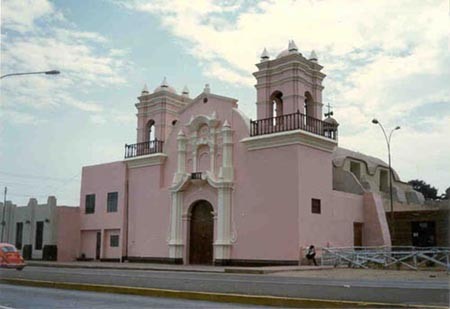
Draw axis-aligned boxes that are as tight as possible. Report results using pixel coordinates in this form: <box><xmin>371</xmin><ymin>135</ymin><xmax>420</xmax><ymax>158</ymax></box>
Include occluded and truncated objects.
<box><xmin>0</xmin><ymin>266</ymin><xmax>448</xmax><ymax>307</ymax></box>
<box><xmin>0</xmin><ymin>283</ymin><xmax>266</xmax><ymax>309</ymax></box>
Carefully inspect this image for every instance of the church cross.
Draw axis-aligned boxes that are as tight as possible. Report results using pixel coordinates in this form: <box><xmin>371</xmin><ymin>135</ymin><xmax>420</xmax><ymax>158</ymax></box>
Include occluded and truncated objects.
<box><xmin>324</xmin><ymin>102</ymin><xmax>334</xmax><ymax>118</ymax></box>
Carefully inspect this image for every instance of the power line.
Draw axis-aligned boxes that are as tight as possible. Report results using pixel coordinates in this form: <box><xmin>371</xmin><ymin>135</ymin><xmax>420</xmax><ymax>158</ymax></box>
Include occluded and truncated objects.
<box><xmin>0</xmin><ymin>170</ymin><xmax>80</xmax><ymax>182</ymax></box>
<box><xmin>0</xmin><ymin>172</ymin><xmax>81</xmax><ymax>202</ymax></box>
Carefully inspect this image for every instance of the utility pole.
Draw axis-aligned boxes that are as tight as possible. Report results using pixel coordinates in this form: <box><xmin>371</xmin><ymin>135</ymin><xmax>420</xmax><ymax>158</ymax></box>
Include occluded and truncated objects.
<box><xmin>1</xmin><ymin>187</ymin><xmax>7</xmax><ymax>242</ymax></box>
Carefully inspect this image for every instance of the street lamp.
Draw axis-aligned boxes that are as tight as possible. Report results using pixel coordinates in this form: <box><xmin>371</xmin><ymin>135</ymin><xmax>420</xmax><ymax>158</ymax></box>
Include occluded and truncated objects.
<box><xmin>0</xmin><ymin>70</ymin><xmax>59</xmax><ymax>241</ymax></box>
<box><xmin>1</xmin><ymin>70</ymin><xmax>60</xmax><ymax>79</ymax></box>
<box><xmin>372</xmin><ymin>118</ymin><xmax>400</xmax><ymax>243</ymax></box>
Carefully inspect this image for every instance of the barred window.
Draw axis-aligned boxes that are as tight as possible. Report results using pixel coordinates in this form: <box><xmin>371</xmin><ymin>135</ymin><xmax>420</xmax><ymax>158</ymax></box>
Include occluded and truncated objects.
<box><xmin>85</xmin><ymin>194</ymin><xmax>96</xmax><ymax>214</ymax></box>
<box><xmin>110</xmin><ymin>235</ymin><xmax>119</xmax><ymax>247</ymax></box>
<box><xmin>107</xmin><ymin>192</ymin><xmax>118</xmax><ymax>213</ymax></box>
<box><xmin>311</xmin><ymin>198</ymin><xmax>321</xmax><ymax>214</ymax></box>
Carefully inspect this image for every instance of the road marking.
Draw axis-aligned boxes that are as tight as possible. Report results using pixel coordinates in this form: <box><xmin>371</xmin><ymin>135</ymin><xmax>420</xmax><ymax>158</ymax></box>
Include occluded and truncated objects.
<box><xmin>0</xmin><ymin>305</ymin><xmax>16</xmax><ymax>309</ymax></box>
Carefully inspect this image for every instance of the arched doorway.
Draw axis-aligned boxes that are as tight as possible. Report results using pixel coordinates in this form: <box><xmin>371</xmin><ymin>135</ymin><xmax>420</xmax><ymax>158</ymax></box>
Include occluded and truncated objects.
<box><xmin>189</xmin><ymin>200</ymin><xmax>214</xmax><ymax>265</ymax></box>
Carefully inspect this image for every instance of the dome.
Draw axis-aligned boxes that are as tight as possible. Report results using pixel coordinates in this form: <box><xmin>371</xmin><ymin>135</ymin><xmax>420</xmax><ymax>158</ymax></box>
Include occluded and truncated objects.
<box><xmin>276</xmin><ymin>49</ymin><xmax>290</xmax><ymax>59</ymax></box>
<box><xmin>324</xmin><ymin>116</ymin><xmax>339</xmax><ymax>125</ymax></box>
<box><xmin>154</xmin><ymin>77</ymin><xmax>177</xmax><ymax>94</ymax></box>
<box><xmin>276</xmin><ymin>40</ymin><xmax>300</xmax><ymax>59</ymax></box>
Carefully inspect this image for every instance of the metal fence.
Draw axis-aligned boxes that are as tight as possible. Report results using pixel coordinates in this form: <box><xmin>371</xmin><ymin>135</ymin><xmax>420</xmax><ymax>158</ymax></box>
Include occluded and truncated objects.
<box><xmin>315</xmin><ymin>246</ymin><xmax>450</xmax><ymax>270</ymax></box>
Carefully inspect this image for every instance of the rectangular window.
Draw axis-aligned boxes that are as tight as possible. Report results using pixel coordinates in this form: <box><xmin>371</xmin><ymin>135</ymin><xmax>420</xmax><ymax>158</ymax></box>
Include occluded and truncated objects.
<box><xmin>311</xmin><ymin>198</ymin><xmax>321</xmax><ymax>214</ymax></box>
<box><xmin>350</xmin><ymin>161</ymin><xmax>361</xmax><ymax>180</ymax></box>
<box><xmin>107</xmin><ymin>192</ymin><xmax>118</xmax><ymax>213</ymax></box>
<box><xmin>15</xmin><ymin>222</ymin><xmax>23</xmax><ymax>250</ymax></box>
<box><xmin>379</xmin><ymin>170</ymin><xmax>389</xmax><ymax>192</ymax></box>
<box><xmin>85</xmin><ymin>194</ymin><xmax>96</xmax><ymax>214</ymax></box>
<box><xmin>110</xmin><ymin>235</ymin><xmax>119</xmax><ymax>247</ymax></box>
<box><xmin>35</xmin><ymin>221</ymin><xmax>44</xmax><ymax>250</ymax></box>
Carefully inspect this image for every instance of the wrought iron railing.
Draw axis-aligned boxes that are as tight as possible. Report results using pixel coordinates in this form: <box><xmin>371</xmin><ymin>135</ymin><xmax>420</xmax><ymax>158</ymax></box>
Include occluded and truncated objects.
<box><xmin>320</xmin><ymin>246</ymin><xmax>450</xmax><ymax>270</ymax></box>
<box><xmin>124</xmin><ymin>140</ymin><xmax>164</xmax><ymax>158</ymax></box>
<box><xmin>250</xmin><ymin>110</ymin><xmax>337</xmax><ymax>139</ymax></box>
<box><xmin>191</xmin><ymin>172</ymin><xmax>202</xmax><ymax>180</ymax></box>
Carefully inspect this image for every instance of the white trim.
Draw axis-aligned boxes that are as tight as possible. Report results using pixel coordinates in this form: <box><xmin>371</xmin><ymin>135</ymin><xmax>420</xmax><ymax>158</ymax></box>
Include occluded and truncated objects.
<box><xmin>124</xmin><ymin>153</ymin><xmax>167</xmax><ymax>169</ymax></box>
<box><xmin>241</xmin><ymin>129</ymin><xmax>337</xmax><ymax>152</ymax></box>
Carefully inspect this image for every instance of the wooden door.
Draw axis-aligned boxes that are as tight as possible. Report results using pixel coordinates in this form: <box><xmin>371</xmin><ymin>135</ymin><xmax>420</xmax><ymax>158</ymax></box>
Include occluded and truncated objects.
<box><xmin>353</xmin><ymin>222</ymin><xmax>363</xmax><ymax>248</ymax></box>
<box><xmin>189</xmin><ymin>201</ymin><xmax>213</xmax><ymax>265</ymax></box>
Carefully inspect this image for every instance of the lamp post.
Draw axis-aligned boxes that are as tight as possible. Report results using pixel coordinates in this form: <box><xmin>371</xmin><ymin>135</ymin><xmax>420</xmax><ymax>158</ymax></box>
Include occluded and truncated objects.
<box><xmin>1</xmin><ymin>70</ymin><xmax>60</xmax><ymax>79</ymax></box>
<box><xmin>372</xmin><ymin>118</ymin><xmax>400</xmax><ymax>243</ymax></box>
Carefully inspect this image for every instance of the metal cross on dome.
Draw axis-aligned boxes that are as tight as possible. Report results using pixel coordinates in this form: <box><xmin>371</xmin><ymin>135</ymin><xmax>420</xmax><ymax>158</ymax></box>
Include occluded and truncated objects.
<box><xmin>324</xmin><ymin>102</ymin><xmax>334</xmax><ymax>118</ymax></box>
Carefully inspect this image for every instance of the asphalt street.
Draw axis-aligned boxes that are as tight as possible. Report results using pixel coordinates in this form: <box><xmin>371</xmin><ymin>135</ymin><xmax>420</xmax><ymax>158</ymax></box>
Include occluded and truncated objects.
<box><xmin>0</xmin><ymin>283</ymin><xmax>268</xmax><ymax>309</ymax></box>
<box><xmin>0</xmin><ymin>266</ymin><xmax>448</xmax><ymax>307</ymax></box>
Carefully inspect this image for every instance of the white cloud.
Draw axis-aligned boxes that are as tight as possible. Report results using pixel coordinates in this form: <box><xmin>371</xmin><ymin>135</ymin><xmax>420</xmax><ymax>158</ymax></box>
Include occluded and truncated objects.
<box><xmin>1</xmin><ymin>0</ymin><xmax>130</xmax><ymax>125</ymax></box>
<box><xmin>0</xmin><ymin>0</ymin><xmax>56</xmax><ymax>33</ymax></box>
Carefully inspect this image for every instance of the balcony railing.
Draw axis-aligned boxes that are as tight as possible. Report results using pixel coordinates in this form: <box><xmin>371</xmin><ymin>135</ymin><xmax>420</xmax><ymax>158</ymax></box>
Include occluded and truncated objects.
<box><xmin>124</xmin><ymin>140</ymin><xmax>164</xmax><ymax>159</ymax></box>
<box><xmin>191</xmin><ymin>172</ymin><xmax>202</xmax><ymax>180</ymax></box>
<box><xmin>250</xmin><ymin>111</ymin><xmax>337</xmax><ymax>140</ymax></box>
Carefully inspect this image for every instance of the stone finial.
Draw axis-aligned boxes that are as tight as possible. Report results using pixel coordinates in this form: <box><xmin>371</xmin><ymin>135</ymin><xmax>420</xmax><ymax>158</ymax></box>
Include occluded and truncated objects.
<box><xmin>204</xmin><ymin>83</ymin><xmax>211</xmax><ymax>94</ymax></box>
<box><xmin>177</xmin><ymin>129</ymin><xmax>185</xmax><ymax>137</ymax></box>
<box><xmin>161</xmin><ymin>77</ymin><xmax>169</xmax><ymax>88</ymax></box>
<box><xmin>309</xmin><ymin>50</ymin><xmax>318</xmax><ymax>62</ymax></box>
<box><xmin>141</xmin><ymin>83</ymin><xmax>149</xmax><ymax>94</ymax></box>
<box><xmin>182</xmin><ymin>85</ymin><xmax>189</xmax><ymax>96</ymax></box>
<box><xmin>260</xmin><ymin>48</ymin><xmax>270</xmax><ymax>62</ymax></box>
<box><xmin>288</xmin><ymin>40</ymin><xmax>298</xmax><ymax>53</ymax></box>
<box><xmin>223</xmin><ymin>120</ymin><xmax>231</xmax><ymax>128</ymax></box>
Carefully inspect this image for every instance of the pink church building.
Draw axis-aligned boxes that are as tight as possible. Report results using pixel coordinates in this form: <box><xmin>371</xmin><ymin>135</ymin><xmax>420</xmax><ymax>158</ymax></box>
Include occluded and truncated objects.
<box><xmin>79</xmin><ymin>42</ymin><xmax>422</xmax><ymax>265</ymax></box>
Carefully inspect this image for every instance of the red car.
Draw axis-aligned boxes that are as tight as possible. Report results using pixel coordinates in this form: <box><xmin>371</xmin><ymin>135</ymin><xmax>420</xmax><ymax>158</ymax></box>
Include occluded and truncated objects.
<box><xmin>0</xmin><ymin>243</ymin><xmax>26</xmax><ymax>270</ymax></box>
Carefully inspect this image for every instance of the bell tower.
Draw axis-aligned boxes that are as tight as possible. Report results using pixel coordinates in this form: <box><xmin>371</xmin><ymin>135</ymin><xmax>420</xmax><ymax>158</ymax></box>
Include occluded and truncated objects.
<box><xmin>135</xmin><ymin>78</ymin><xmax>192</xmax><ymax>143</ymax></box>
<box><xmin>253</xmin><ymin>41</ymin><xmax>326</xmax><ymax>120</ymax></box>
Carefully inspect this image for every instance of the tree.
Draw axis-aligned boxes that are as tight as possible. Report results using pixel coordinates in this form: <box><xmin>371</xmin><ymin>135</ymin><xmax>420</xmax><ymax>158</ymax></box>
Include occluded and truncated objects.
<box><xmin>443</xmin><ymin>187</ymin><xmax>450</xmax><ymax>200</ymax></box>
<box><xmin>408</xmin><ymin>179</ymin><xmax>438</xmax><ymax>200</ymax></box>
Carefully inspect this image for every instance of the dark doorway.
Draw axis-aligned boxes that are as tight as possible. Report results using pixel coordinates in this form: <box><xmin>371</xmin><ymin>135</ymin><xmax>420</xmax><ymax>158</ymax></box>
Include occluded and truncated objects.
<box><xmin>96</xmin><ymin>231</ymin><xmax>101</xmax><ymax>260</ymax></box>
<box><xmin>411</xmin><ymin>221</ymin><xmax>436</xmax><ymax>247</ymax></box>
<box><xmin>189</xmin><ymin>200</ymin><xmax>214</xmax><ymax>265</ymax></box>
<box><xmin>353</xmin><ymin>222</ymin><xmax>363</xmax><ymax>247</ymax></box>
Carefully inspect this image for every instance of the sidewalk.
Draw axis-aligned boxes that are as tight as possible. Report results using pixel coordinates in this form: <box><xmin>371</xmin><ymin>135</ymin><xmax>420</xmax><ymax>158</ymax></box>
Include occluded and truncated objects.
<box><xmin>27</xmin><ymin>260</ymin><xmax>331</xmax><ymax>274</ymax></box>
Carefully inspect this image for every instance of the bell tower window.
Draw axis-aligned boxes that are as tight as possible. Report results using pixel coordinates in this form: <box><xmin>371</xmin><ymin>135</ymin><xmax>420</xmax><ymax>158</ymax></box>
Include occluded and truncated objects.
<box><xmin>304</xmin><ymin>92</ymin><xmax>314</xmax><ymax>118</ymax></box>
<box><xmin>270</xmin><ymin>91</ymin><xmax>283</xmax><ymax>125</ymax></box>
<box><xmin>146</xmin><ymin>120</ymin><xmax>155</xmax><ymax>142</ymax></box>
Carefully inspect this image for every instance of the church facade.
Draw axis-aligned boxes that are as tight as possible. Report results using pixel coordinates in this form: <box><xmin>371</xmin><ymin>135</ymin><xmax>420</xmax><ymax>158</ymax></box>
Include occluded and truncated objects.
<box><xmin>79</xmin><ymin>42</ymin><xmax>422</xmax><ymax>265</ymax></box>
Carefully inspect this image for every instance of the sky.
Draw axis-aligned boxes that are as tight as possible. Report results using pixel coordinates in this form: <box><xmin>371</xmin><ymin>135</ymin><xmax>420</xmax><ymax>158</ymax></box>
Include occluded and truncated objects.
<box><xmin>1</xmin><ymin>0</ymin><xmax>449</xmax><ymax>206</ymax></box>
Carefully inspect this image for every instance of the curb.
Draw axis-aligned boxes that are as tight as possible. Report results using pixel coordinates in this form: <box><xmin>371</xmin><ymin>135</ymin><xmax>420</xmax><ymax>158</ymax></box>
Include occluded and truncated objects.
<box><xmin>1</xmin><ymin>278</ymin><xmax>445</xmax><ymax>308</ymax></box>
<box><xmin>224</xmin><ymin>266</ymin><xmax>332</xmax><ymax>274</ymax></box>
<box><xmin>26</xmin><ymin>262</ymin><xmax>223</xmax><ymax>274</ymax></box>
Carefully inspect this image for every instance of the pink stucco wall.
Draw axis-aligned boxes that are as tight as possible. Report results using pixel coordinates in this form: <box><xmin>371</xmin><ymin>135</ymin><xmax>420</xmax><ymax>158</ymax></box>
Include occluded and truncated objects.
<box><xmin>127</xmin><ymin>165</ymin><xmax>170</xmax><ymax>258</ymax></box>
<box><xmin>80</xmin><ymin>230</ymin><xmax>98</xmax><ymax>259</ymax></box>
<box><xmin>232</xmin><ymin>145</ymin><xmax>300</xmax><ymax>261</ymax></box>
<box><xmin>80</xmin><ymin>161</ymin><xmax>126</xmax><ymax>260</ymax></box>
<box><xmin>56</xmin><ymin>206</ymin><xmax>80</xmax><ymax>261</ymax></box>
<box><xmin>103</xmin><ymin>229</ymin><xmax>121</xmax><ymax>259</ymax></box>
